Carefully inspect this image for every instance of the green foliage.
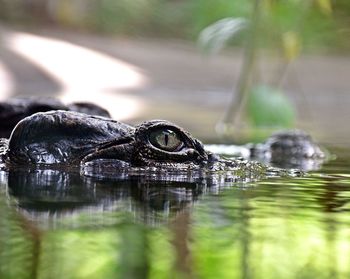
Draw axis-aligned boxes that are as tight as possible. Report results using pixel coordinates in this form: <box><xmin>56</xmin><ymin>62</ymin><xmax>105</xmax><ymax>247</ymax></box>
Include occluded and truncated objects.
<box><xmin>0</xmin><ymin>0</ymin><xmax>348</xmax><ymax>51</ymax></box>
<box><xmin>316</xmin><ymin>0</ymin><xmax>332</xmax><ymax>15</ymax></box>
<box><xmin>247</xmin><ymin>86</ymin><xmax>295</xmax><ymax>128</ymax></box>
<box><xmin>188</xmin><ymin>0</ymin><xmax>252</xmax><ymax>36</ymax></box>
<box><xmin>87</xmin><ymin>0</ymin><xmax>156</xmax><ymax>34</ymax></box>
<box><xmin>250</xmin><ymin>0</ymin><xmax>335</xmax><ymax>52</ymax></box>
<box><xmin>282</xmin><ymin>31</ymin><xmax>302</xmax><ymax>61</ymax></box>
<box><xmin>198</xmin><ymin>17</ymin><xmax>248</xmax><ymax>54</ymax></box>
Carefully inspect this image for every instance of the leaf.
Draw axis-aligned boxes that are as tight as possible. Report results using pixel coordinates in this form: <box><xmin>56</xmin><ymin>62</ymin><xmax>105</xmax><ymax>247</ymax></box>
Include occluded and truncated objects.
<box><xmin>316</xmin><ymin>0</ymin><xmax>332</xmax><ymax>15</ymax></box>
<box><xmin>247</xmin><ymin>85</ymin><xmax>296</xmax><ymax>128</ymax></box>
<box><xmin>198</xmin><ymin>17</ymin><xmax>248</xmax><ymax>55</ymax></box>
<box><xmin>282</xmin><ymin>31</ymin><xmax>301</xmax><ymax>62</ymax></box>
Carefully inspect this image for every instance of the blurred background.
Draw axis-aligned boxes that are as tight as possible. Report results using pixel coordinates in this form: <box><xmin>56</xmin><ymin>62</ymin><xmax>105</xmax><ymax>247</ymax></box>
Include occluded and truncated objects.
<box><xmin>0</xmin><ymin>0</ymin><xmax>349</xmax><ymax>144</ymax></box>
<box><xmin>1</xmin><ymin>2</ymin><xmax>350</xmax><ymax>279</ymax></box>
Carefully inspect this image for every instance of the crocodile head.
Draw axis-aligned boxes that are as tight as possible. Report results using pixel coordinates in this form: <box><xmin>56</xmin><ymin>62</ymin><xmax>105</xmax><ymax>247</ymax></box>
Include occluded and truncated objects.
<box><xmin>3</xmin><ymin>111</ymin><xmax>220</xmax><ymax>169</ymax></box>
<box><xmin>83</xmin><ymin>119</ymin><xmax>218</xmax><ymax>169</ymax></box>
<box><xmin>1</xmin><ymin>111</ymin><xmax>306</xmax><ymax>179</ymax></box>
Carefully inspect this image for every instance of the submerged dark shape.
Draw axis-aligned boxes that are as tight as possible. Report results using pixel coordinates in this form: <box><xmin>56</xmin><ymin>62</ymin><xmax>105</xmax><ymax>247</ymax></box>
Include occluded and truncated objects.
<box><xmin>4</xmin><ymin>168</ymin><xmax>204</xmax><ymax>222</ymax></box>
<box><xmin>248</xmin><ymin>130</ymin><xmax>325</xmax><ymax>170</ymax></box>
<box><xmin>0</xmin><ymin>110</ymin><xmax>324</xmax><ymax>178</ymax></box>
<box><xmin>0</xmin><ymin>97</ymin><xmax>110</xmax><ymax>138</ymax></box>
<box><xmin>205</xmin><ymin>130</ymin><xmax>326</xmax><ymax>171</ymax></box>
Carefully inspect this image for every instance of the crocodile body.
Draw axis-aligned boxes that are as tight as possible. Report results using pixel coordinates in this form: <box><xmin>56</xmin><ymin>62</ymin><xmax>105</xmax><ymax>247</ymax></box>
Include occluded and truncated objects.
<box><xmin>0</xmin><ymin>110</ymin><xmax>325</xmax><ymax>179</ymax></box>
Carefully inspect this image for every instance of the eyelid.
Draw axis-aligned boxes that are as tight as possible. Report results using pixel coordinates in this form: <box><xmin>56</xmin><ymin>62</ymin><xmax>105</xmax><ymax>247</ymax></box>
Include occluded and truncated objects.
<box><xmin>149</xmin><ymin>128</ymin><xmax>185</xmax><ymax>152</ymax></box>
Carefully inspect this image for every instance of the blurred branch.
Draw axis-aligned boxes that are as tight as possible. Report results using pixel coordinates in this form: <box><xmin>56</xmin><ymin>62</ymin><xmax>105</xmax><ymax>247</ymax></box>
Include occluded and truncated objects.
<box><xmin>198</xmin><ymin>17</ymin><xmax>248</xmax><ymax>55</ymax></box>
<box><xmin>275</xmin><ymin>0</ymin><xmax>313</xmax><ymax>88</ymax></box>
<box><xmin>218</xmin><ymin>0</ymin><xmax>261</xmax><ymax>133</ymax></box>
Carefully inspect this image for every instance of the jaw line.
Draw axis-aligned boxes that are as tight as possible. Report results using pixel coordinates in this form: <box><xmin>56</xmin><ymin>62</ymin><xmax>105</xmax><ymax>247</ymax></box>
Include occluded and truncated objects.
<box><xmin>95</xmin><ymin>136</ymin><xmax>134</xmax><ymax>152</ymax></box>
<box><xmin>81</xmin><ymin>137</ymin><xmax>134</xmax><ymax>164</ymax></box>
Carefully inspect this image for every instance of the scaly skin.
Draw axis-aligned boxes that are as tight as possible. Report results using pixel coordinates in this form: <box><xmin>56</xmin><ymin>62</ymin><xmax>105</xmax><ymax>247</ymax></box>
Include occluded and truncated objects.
<box><xmin>0</xmin><ymin>110</ymin><xmax>323</xmax><ymax>179</ymax></box>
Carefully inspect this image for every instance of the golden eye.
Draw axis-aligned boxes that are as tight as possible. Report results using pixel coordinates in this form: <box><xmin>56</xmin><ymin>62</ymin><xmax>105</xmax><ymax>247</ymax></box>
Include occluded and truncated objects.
<box><xmin>149</xmin><ymin>129</ymin><xmax>184</xmax><ymax>152</ymax></box>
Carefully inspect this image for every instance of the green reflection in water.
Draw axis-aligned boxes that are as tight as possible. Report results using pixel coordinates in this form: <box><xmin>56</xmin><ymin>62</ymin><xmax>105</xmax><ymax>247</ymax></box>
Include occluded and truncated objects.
<box><xmin>1</xmin><ymin>149</ymin><xmax>350</xmax><ymax>279</ymax></box>
<box><xmin>0</xmin><ymin>189</ymin><xmax>40</xmax><ymax>279</ymax></box>
<box><xmin>39</xmin><ymin>229</ymin><xmax>119</xmax><ymax>279</ymax></box>
<box><xmin>191</xmin><ymin>174</ymin><xmax>350</xmax><ymax>279</ymax></box>
<box><xmin>37</xmin><ymin>221</ymin><xmax>180</xmax><ymax>279</ymax></box>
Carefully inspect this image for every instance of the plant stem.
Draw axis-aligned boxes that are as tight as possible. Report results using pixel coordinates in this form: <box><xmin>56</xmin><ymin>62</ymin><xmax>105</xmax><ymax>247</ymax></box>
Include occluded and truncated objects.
<box><xmin>275</xmin><ymin>0</ymin><xmax>313</xmax><ymax>89</ymax></box>
<box><xmin>220</xmin><ymin>0</ymin><xmax>261</xmax><ymax>131</ymax></box>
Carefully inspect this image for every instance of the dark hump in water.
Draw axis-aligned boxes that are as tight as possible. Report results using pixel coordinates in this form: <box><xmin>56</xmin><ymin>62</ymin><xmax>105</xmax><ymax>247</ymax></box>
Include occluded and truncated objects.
<box><xmin>8</xmin><ymin>110</ymin><xmax>134</xmax><ymax>164</ymax></box>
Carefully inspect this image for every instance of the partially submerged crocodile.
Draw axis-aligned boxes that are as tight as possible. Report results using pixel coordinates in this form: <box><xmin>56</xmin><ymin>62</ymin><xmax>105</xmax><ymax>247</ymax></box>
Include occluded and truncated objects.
<box><xmin>206</xmin><ymin>129</ymin><xmax>326</xmax><ymax>171</ymax></box>
<box><xmin>0</xmin><ymin>110</ymin><xmax>325</xmax><ymax>179</ymax></box>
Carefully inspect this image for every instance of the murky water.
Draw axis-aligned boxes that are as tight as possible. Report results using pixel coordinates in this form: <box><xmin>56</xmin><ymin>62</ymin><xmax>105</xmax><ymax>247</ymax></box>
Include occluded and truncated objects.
<box><xmin>1</xmin><ymin>146</ymin><xmax>350</xmax><ymax>279</ymax></box>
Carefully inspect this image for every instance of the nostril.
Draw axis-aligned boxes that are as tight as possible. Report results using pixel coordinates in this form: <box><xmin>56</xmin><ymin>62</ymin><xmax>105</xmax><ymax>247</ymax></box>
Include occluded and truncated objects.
<box><xmin>186</xmin><ymin>149</ymin><xmax>195</xmax><ymax>156</ymax></box>
<box><xmin>208</xmin><ymin>152</ymin><xmax>220</xmax><ymax>162</ymax></box>
<box><xmin>197</xmin><ymin>152</ymin><xmax>208</xmax><ymax>162</ymax></box>
<box><xmin>186</xmin><ymin>149</ymin><xmax>208</xmax><ymax>162</ymax></box>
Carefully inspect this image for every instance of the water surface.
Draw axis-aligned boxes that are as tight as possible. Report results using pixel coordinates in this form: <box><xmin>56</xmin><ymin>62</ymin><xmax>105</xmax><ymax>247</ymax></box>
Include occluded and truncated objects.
<box><xmin>1</xmin><ymin>146</ymin><xmax>350</xmax><ymax>279</ymax></box>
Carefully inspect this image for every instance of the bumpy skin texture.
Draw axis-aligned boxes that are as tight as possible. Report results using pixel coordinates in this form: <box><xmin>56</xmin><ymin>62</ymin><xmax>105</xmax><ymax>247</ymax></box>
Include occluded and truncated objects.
<box><xmin>132</xmin><ymin>120</ymin><xmax>210</xmax><ymax>167</ymax></box>
<box><xmin>2</xmin><ymin>111</ymin><xmax>219</xmax><ymax>171</ymax></box>
<box><xmin>0</xmin><ymin>97</ymin><xmax>110</xmax><ymax>138</ymax></box>
<box><xmin>7</xmin><ymin>111</ymin><xmax>132</xmax><ymax>165</ymax></box>
<box><xmin>0</xmin><ymin>110</ymin><xmax>324</xmax><ymax>176</ymax></box>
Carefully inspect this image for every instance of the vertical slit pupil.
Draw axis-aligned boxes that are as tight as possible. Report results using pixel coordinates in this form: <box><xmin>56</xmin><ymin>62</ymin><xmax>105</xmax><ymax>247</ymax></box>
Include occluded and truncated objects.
<box><xmin>164</xmin><ymin>133</ymin><xmax>169</xmax><ymax>146</ymax></box>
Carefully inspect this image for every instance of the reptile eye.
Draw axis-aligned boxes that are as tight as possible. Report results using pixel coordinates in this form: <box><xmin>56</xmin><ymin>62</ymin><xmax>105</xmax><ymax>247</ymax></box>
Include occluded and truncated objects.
<box><xmin>149</xmin><ymin>129</ymin><xmax>184</xmax><ymax>152</ymax></box>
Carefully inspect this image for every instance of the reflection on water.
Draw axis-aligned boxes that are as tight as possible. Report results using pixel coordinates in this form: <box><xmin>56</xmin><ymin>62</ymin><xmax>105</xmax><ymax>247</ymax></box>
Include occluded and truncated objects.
<box><xmin>5</xmin><ymin>169</ymin><xmax>205</xmax><ymax>226</ymax></box>
<box><xmin>1</xmin><ymin>147</ymin><xmax>350</xmax><ymax>278</ymax></box>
